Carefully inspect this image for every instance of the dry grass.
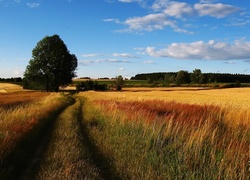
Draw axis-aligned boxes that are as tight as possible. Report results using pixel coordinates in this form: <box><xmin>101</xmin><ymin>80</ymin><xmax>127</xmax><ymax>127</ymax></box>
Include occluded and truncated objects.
<box><xmin>82</xmin><ymin>87</ymin><xmax>250</xmax><ymax>109</ymax></box>
<box><xmin>79</xmin><ymin>87</ymin><xmax>250</xmax><ymax>179</ymax></box>
<box><xmin>0</xmin><ymin>93</ymin><xmax>66</xmax><ymax>157</ymax></box>
<box><xmin>0</xmin><ymin>91</ymin><xmax>50</xmax><ymax>108</ymax></box>
<box><xmin>0</xmin><ymin>83</ymin><xmax>24</xmax><ymax>93</ymax></box>
<box><xmin>83</xmin><ymin>87</ymin><xmax>250</xmax><ymax>126</ymax></box>
<box><xmin>0</xmin><ymin>83</ymin><xmax>49</xmax><ymax>108</ymax></box>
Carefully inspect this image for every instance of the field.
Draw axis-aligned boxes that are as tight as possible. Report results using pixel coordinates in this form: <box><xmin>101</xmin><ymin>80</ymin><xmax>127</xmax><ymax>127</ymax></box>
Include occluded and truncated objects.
<box><xmin>0</xmin><ymin>83</ymin><xmax>249</xmax><ymax>179</ymax></box>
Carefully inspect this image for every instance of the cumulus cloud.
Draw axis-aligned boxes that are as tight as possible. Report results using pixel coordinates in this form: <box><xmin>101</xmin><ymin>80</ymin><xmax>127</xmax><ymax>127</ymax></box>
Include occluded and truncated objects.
<box><xmin>107</xmin><ymin>0</ymin><xmax>240</xmax><ymax>33</ymax></box>
<box><xmin>194</xmin><ymin>3</ymin><xmax>239</xmax><ymax>18</ymax></box>
<box><xmin>152</xmin><ymin>1</ymin><xmax>239</xmax><ymax>18</ymax></box>
<box><xmin>145</xmin><ymin>40</ymin><xmax>250</xmax><ymax>60</ymax></box>
<box><xmin>122</xmin><ymin>13</ymin><xmax>184</xmax><ymax>33</ymax></box>
<box><xmin>162</xmin><ymin>2</ymin><xmax>194</xmax><ymax>18</ymax></box>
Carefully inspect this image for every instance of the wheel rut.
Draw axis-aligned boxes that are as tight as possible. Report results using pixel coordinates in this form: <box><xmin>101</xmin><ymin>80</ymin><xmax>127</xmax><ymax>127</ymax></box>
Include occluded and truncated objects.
<box><xmin>17</xmin><ymin>96</ymin><xmax>119</xmax><ymax>179</ymax></box>
<box><xmin>18</xmin><ymin>96</ymin><xmax>76</xmax><ymax>180</ymax></box>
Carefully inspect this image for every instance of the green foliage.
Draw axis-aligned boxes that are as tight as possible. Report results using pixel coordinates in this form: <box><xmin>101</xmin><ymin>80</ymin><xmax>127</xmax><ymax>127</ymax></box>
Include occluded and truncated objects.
<box><xmin>131</xmin><ymin>70</ymin><xmax>250</xmax><ymax>84</ymax></box>
<box><xmin>76</xmin><ymin>80</ymin><xmax>107</xmax><ymax>91</ymax></box>
<box><xmin>115</xmin><ymin>75</ymin><xmax>124</xmax><ymax>91</ymax></box>
<box><xmin>23</xmin><ymin>34</ymin><xmax>78</xmax><ymax>92</ymax></box>
<box><xmin>175</xmin><ymin>70</ymin><xmax>190</xmax><ymax>85</ymax></box>
<box><xmin>190</xmin><ymin>69</ymin><xmax>205</xmax><ymax>84</ymax></box>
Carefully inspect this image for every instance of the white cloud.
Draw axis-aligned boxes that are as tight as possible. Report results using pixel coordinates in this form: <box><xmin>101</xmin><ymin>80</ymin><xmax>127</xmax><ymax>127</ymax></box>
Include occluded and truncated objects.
<box><xmin>119</xmin><ymin>0</ymin><xmax>140</xmax><ymax>2</ymax></box>
<box><xmin>145</xmin><ymin>40</ymin><xmax>250</xmax><ymax>60</ymax></box>
<box><xmin>82</xmin><ymin>54</ymin><xmax>100</xmax><ymax>57</ymax></box>
<box><xmin>162</xmin><ymin>2</ymin><xmax>194</xmax><ymax>18</ymax></box>
<box><xmin>194</xmin><ymin>3</ymin><xmax>239</xmax><ymax>18</ymax></box>
<box><xmin>124</xmin><ymin>13</ymin><xmax>173</xmax><ymax>31</ymax></box>
<box><xmin>26</xmin><ymin>3</ymin><xmax>40</xmax><ymax>8</ymax></box>
<box><xmin>103</xmin><ymin>18</ymin><xmax>120</xmax><ymax>23</ymax></box>
<box><xmin>107</xmin><ymin>1</ymin><xmax>240</xmax><ymax>33</ymax></box>
<box><xmin>79</xmin><ymin>59</ymin><xmax>132</xmax><ymax>65</ymax></box>
<box><xmin>153</xmin><ymin>1</ymin><xmax>239</xmax><ymax>19</ymax></box>
<box><xmin>112</xmin><ymin>53</ymin><xmax>139</xmax><ymax>58</ymax></box>
<box><xmin>118</xmin><ymin>0</ymin><xmax>147</xmax><ymax>7</ymax></box>
<box><xmin>119</xmin><ymin>67</ymin><xmax>125</xmax><ymax>71</ymax></box>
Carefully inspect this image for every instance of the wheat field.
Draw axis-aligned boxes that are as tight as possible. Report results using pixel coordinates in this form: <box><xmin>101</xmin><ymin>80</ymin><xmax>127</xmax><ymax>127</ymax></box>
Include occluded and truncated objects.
<box><xmin>80</xmin><ymin>87</ymin><xmax>250</xmax><ymax>179</ymax></box>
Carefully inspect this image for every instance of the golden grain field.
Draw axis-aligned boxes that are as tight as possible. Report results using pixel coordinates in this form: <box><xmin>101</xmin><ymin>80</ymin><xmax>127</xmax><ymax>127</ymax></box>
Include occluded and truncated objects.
<box><xmin>82</xmin><ymin>87</ymin><xmax>250</xmax><ymax>128</ymax></box>
<box><xmin>79</xmin><ymin>87</ymin><xmax>250</xmax><ymax>179</ymax></box>
<box><xmin>83</xmin><ymin>87</ymin><xmax>250</xmax><ymax>109</ymax></box>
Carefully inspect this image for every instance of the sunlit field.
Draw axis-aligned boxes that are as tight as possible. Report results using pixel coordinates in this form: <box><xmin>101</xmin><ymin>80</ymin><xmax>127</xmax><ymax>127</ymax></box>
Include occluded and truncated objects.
<box><xmin>0</xmin><ymin>83</ymin><xmax>249</xmax><ymax>179</ymax></box>
<box><xmin>0</xmin><ymin>83</ymin><xmax>23</xmax><ymax>93</ymax></box>
<box><xmin>81</xmin><ymin>87</ymin><xmax>250</xmax><ymax>179</ymax></box>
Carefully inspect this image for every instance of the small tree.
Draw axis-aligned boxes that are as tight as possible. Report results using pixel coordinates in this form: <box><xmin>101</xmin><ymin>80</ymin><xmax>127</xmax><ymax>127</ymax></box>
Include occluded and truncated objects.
<box><xmin>190</xmin><ymin>69</ymin><xmax>204</xmax><ymax>84</ymax></box>
<box><xmin>23</xmin><ymin>34</ymin><xmax>78</xmax><ymax>92</ymax></box>
<box><xmin>115</xmin><ymin>75</ymin><xmax>124</xmax><ymax>91</ymax></box>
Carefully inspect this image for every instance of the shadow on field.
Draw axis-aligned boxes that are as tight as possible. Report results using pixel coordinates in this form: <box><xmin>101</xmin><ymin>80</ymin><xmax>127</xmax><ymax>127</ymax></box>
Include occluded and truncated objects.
<box><xmin>0</xmin><ymin>95</ymin><xmax>76</xmax><ymax>180</ymax></box>
<box><xmin>77</xmin><ymin>100</ymin><xmax>123</xmax><ymax>180</ymax></box>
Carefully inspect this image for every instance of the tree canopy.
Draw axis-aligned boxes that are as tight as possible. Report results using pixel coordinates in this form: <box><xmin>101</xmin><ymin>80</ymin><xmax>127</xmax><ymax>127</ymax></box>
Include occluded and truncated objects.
<box><xmin>131</xmin><ymin>70</ymin><xmax>250</xmax><ymax>84</ymax></box>
<box><xmin>115</xmin><ymin>75</ymin><xmax>124</xmax><ymax>91</ymax></box>
<box><xmin>23</xmin><ymin>34</ymin><xmax>77</xmax><ymax>92</ymax></box>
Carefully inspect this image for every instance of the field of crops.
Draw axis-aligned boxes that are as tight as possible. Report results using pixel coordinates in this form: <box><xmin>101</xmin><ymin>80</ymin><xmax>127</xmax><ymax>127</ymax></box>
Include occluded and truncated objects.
<box><xmin>0</xmin><ymin>83</ymin><xmax>249</xmax><ymax>179</ymax></box>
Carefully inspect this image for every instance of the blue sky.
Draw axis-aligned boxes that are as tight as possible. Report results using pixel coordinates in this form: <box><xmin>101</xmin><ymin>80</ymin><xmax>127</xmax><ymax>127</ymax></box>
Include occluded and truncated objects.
<box><xmin>0</xmin><ymin>0</ymin><xmax>250</xmax><ymax>79</ymax></box>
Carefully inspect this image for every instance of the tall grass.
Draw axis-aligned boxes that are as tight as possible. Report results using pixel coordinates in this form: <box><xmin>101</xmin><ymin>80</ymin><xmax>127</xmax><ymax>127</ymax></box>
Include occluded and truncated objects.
<box><xmin>37</xmin><ymin>97</ymin><xmax>101</xmax><ymax>179</ymax></box>
<box><xmin>0</xmin><ymin>91</ymin><xmax>49</xmax><ymax>108</ymax></box>
<box><xmin>0</xmin><ymin>93</ymin><xmax>73</xmax><ymax>178</ymax></box>
<box><xmin>80</xmin><ymin>93</ymin><xmax>250</xmax><ymax>179</ymax></box>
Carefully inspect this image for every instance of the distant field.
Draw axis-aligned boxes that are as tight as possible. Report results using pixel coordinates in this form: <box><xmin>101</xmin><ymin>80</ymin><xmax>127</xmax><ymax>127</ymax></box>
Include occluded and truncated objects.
<box><xmin>82</xmin><ymin>87</ymin><xmax>250</xmax><ymax>110</ymax></box>
<box><xmin>0</xmin><ymin>83</ymin><xmax>24</xmax><ymax>93</ymax></box>
<box><xmin>0</xmin><ymin>83</ymin><xmax>49</xmax><ymax>107</ymax></box>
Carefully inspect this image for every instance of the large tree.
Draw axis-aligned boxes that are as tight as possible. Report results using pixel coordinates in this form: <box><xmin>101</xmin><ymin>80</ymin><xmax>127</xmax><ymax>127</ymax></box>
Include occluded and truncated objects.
<box><xmin>23</xmin><ymin>34</ymin><xmax>77</xmax><ymax>92</ymax></box>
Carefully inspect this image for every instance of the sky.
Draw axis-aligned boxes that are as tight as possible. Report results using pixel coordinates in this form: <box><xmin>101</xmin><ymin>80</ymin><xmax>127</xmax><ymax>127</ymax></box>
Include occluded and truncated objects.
<box><xmin>0</xmin><ymin>0</ymin><xmax>250</xmax><ymax>79</ymax></box>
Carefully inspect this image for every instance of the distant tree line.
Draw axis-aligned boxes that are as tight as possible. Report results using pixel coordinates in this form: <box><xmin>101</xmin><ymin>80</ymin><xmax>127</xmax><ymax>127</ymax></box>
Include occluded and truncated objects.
<box><xmin>76</xmin><ymin>75</ymin><xmax>125</xmax><ymax>91</ymax></box>
<box><xmin>131</xmin><ymin>69</ymin><xmax>250</xmax><ymax>85</ymax></box>
<box><xmin>0</xmin><ymin>77</ymin><xmax>22</xmax><ymax>82</ymax></box>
